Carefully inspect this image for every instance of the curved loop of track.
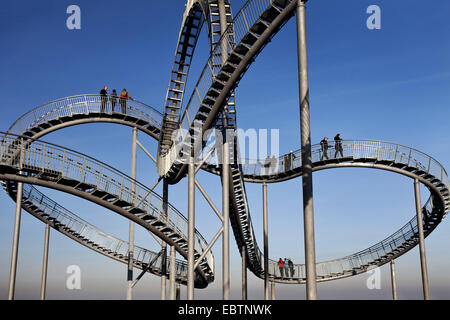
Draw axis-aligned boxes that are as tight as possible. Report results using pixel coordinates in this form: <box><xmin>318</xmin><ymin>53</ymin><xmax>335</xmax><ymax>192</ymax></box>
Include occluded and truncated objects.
<box><xmin>1</xmin><ymin>0</ymin><xmax>449</xmax><ymax>288</ymax></box>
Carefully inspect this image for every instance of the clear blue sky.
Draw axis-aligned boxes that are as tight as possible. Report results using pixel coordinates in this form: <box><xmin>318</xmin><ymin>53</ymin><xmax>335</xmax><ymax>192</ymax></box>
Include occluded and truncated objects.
<box><xmin>1</xmin><ymin>0</ymin><xmax>450</xmax><ymax>300</ymax></box>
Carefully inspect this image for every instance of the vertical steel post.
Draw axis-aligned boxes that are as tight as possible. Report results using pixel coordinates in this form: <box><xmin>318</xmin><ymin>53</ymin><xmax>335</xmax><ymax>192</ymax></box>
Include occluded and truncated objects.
<box><xmin>40</xmin><ymin>223</ymin><xmax>50</xmax><ymax>300</ymax></box>
<box><xmin>169</xmin><ymin>245</ymin><xmax>176</xmax><ymax>300</ymax></box>
<box><xmin>271</xmin><ymin>281</ymin><xmax>275</xmax><ymax>300</ymax></box>
<box><xmin>390</xmin><ymin>260</ymin><xmax>398</xmax><ymax>300</ymax></box>
<box><xmin>241</xmin><ymin>245</ymin><xmax>247</xmax><ymax>300</ymax></box>
<box><xmin>222</xmin><ymin>135</ymin><xmax>230</xmax><ymax>301</ymax></box>
<box><xmin>176</xmin><ymin>282</ymin><xmax>181</xmax><ymax>300</ymax></box>
<box><xmin>187</xmin><ymin>153</ymin><xmax>195</xmax><ymax>300</ymax></box>
<box><xmin>414</xmin><ymin>179</ymin><xmax>430</xmax><ymax>300</ymax></box>
<box><xmin>296</xmin><ymin>0</ymin><xmax>317</xmax><ymax>300</ymax></box>
<box><xmin>8</xmin><ymin>181</ymin><xmax>24</xmax><ymax>300</ymax></box>
<box><xmin>126</xmin><ymin>127</ymin><xmax>138</xmax><ymax>300</ymax></box>
<box><xmin>219</xmin><ymin>0</ymin><xmax>230</xmax><ymax>301</ymax></box>
<box><xmin>161</xmin><ymin>179</ymin><xmax>169</xmax><ymax>300</ymax></box>
<box><xmin>263</xmin><ymin>182</ymin><xmax>269</xmax><ymax>300</ymax></box>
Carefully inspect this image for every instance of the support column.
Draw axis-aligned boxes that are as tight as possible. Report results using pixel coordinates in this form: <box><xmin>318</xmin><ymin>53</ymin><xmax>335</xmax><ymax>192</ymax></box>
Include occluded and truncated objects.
<box><xmin>296</xmin><ymin>0</ymin><xmax>317</xmax><ymax>300</ymax></box>
<box><xmin>271</xmin><ymin>281</ymin><xmax>275</xmax><ymax>300</ymax></box>
<box><xmin>219</xmin><ymin>0</ymin><xmax>230</xmax><ymax>301</ymax></box>
<box><xmin>161</xmin><ymin>179</ymin><xmax>169</xmax><ymax>300</ymax></box>
<box><xmin>263</xmin><ymin>183</ymin><xmax>269</xmax><ymax>300</ymax></box>
<box><xmin>8</xmin><ymin>181</ymin><xmax>24</xmax><ymax>300</ymax></box>
<box><xmin>414</xmin><ymin>178</ymin><xmax>430</xmax><ymax>300</ymax></box>
<box><xmin>169</xmin><ymin>245</ymin><xmax>176</xmax><ymax>300</ymax></box>
<box><xmin>126</xmin><ymin>127</ymin><xmax>138</xmax><ymax>300</ymax></box>
<box><xmin>390</xmin><ymin>260</ymin><xmax>398</xmax><ymax>300</ymax></box>
<box><xmin>241</xmin><ymin>245</ymin><xmax>247</xmax><ymax>300</ymax></box>
<box><xmin>176</xmin><ymin>282</ymin><xmax>181</xmax><ymax>300</ymax></box>
<box><xmin>187</xmin><ymin>153</ymin><xmax>195</xmax><ymax>300</ymax></box>
<box><xmin>40</xmin><ymin>224</ymin><xmax>50</xmax><ymax>300</ymax></box>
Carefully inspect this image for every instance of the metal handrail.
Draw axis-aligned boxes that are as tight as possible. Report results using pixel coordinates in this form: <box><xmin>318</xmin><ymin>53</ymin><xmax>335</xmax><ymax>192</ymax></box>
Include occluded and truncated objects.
<box><xmin>0</xmin><ymin>132</ymin><xmax>214</xmax><ymax>275</ymax></box>
<box><xmin>217</xmin><ymin>138</ymin><xmax>449</xmax><ymax>280</ymax></box>
<box><xmin>161</xmin><ymin>0</ymin><xmax>294</xmax><ymax>171</ymax></box>
<box><xmin>16</xmin><ymin>183</ymin><xmax>189</xmax><ymax>277</ymax></box>
<box><xmin>7</xmin><ymin>94</ymin><xmax>163</xmax><ymax>137</ymax></box>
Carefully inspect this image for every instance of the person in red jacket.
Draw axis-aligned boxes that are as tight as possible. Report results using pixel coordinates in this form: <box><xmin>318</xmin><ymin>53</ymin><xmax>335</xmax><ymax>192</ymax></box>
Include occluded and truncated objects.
<box><xmin>277</xmin><ymin>258</ymin><xmax>284</xmax><ymax>278</ymax></box>
<box><xmin>119</xmin><ymin>88</ymin><xmax>134</xmax><ymax>114</ymax></box>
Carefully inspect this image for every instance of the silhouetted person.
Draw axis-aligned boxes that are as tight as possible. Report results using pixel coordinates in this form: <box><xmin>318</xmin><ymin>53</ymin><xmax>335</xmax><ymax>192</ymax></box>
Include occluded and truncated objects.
<box><xmin>284</xmin><ymin>258</ymin><xmax>289</xmax><ymax>278</ymax></box>
<box><xmin>334</xmin><ymin>133</ymin><xmax>343</xmax><ymax>158</ymax></box>
<box><xmin>289</xmin><ymin>151</ymin><xmax>296</xmax><ymax>170</ymax></box>
<box><xmin>119</xmin><ymin>88</ymin><xmax>134</xmax><ymax>114</ymax></box>
<box><xmin>110</xmin><ymin>89</ymin><xmax>118</xmax><ymax>112</ymax></box>
<box><xmin>263</xmin><ymin>155</ymin><xmax>271</xmax><ymax>175</ymax></box>
<box><xmin>288</xmin><ymin>258</ymin><xmax>294</xmax><ymax>277</ymax></box>
<box><xmin>100</xmin><ymin>86</ymin><xmax>108</xmax><ymax>112</ymax></box>
<box><xmin>270</xmin><ymin>155</ymin><xmax>278</xmax><ymax>174</ymax></box>
<box><xmin>320</xmin><ymin>137</ymin><xmax>329</xmax><ymax>160</ymax></box>
<box><xmin>283</xmin><ymin>154</ymin><xmax>289</xmax><ymax>172</ymax></box>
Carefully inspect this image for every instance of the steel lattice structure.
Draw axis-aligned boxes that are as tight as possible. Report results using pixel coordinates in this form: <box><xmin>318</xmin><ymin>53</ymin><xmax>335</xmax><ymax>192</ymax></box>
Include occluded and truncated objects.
<box><xmin>1</xmin><ymin>0</ymin><xmax>448</xmax><ymax>300</ymax></box>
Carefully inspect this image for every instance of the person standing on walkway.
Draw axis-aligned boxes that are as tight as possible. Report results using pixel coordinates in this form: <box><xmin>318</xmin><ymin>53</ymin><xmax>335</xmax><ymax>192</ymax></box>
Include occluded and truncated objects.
<box><xmin>320</xmin><ymin>137</ymin><xmax>329</xmax><ymax>160</ymax></box>
<box><xmin>100</xmin><ymin>86</ymin><xmax>108</xmax><ymax>113</ymax></box>
<box><xmin>334</xmin><ymin>133</ymin><xmax>344</xmax><ymax>158</ymax></box>
<box><xmin>284</xmin><ymin>258</ymin><xmax>289</xmax><ymax>278</ymax></box>
<box><xmin>270</xmin><ymin>155</ymin><xmax>278</xmax><ymax>174</ymax></box>
<box><xmin>110</xmin><ymin>89</ymin><xmax>118</xmax><ymax>113</ymax></box>
<box><xmin>277</xmin><ymin>258</ymin><xmax>284</xmax><ymax>278</ymax></box>
<box><xmin>289</xmin><ymin>151</ymin><xmax>296</xmax><ymax>170</ymax></box>
<box><xmin>288</xmin><ymin>258</ymin><xmax>294</xmax><ymax>278</ymax></box>
<box><xmin>263</xmin><ymin>155</ymin><xmax>271</xmax><ymax>175</ymax></box>
<box><xmin>119</xmin><ymin>88</ymin><xmax>134</xmax><ymax>114</ymax></box>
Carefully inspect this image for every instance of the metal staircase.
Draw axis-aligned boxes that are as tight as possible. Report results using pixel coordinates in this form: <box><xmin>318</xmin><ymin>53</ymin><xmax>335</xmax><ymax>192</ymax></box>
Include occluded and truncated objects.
<box><xmin>2</xmin><ymin>181</ymin><xmax>191</xmax><ymax>285</ymax></box>
<box><xmin>0</xmin><ymin>132</ymin><xmax>214</xmax><ymax>288</ymax></box>
<box><xmin>158</xmin><ymin>0</ymin><xmax>298</xmax><ymax>181</ymax></box>
<box><xmin>7</xmin><ymin>94</ymin><xmax>162</xmax><ymax>140</ymax></box>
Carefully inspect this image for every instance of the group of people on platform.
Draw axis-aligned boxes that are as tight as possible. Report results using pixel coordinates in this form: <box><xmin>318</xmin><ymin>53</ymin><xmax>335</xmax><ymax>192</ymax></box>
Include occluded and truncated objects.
<box><xmin>320</xmin><ymin>133</ymin><xmax>344</xmax><ymax>160</ymax></box>
<box><xmin>99</xmin><ymin>86</ymin><xmax>134</xmax><ymax>114</ymax></box>
<box><xmin>277</xmin><ymin>258</ymin><xmax>295</xmax><ymax>278</ymax></box>
<box><xmin>260</xmin><ymin>134</ymin><xmax>344</xmax><ymax>176</ymax></box>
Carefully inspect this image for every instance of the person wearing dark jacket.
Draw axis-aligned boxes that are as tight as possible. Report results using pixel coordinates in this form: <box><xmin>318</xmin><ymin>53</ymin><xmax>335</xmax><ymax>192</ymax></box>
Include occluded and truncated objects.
<box><xmin>334</xmin><ymin>133</ymin><xmax>343</xmax><ymax>158</ymax></box>
<box><xmin>100</xmin><ymin>86</ymin><xmax>108</xmax><ymax>112</ymax></box>
<box><xmin>320</xmin><ymin>137</ymin><xmax>329</xmax><ymax>160</ymax></box>
<box><xmin>110</xmin><ymin>89</ymin><xmax>118</xmax><ymax>112</ymax></box>
<box><xmin>288</xmin><ymin>258</ymin><xmax>294</xmax><ymax>277</ymax></box>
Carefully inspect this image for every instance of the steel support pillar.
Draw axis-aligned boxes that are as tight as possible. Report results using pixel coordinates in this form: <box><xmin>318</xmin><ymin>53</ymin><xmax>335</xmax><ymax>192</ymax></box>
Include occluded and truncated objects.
<box><xmin>8</xmin><ymin>180</ymin><xmax>24</xmax><ymax>300</ymax></box>
<box><xmin>187</xmin><ymin>153</ymin><xmax>195</xmax><ymax>300</ymax></box>
<box><xmin>219</xmin><ymin>0</ymin><xmax>230</xmax><ymax>301</ymax></box>
<box><xmin>271</xmin><ymin>281</ymin><xmax>276</xmax><ymax>300</ymax></box>
<box><xmin>414</xmin><ymin>178</ymin><xmax>430</xmax><ymax>300</ymax></box>
<box><xmin>176</xmin><ymin>282</ymin><xmax>181</xmax><ymax>300</ymax></box>
<box><xmin>390</xmin><ymin>260</ymin><xmax>398</xmax><ymax>300</ymax></box>
<box><xmin>263</xmin><ymin>183</ymin><xmax>269</xmax><ymax>300</ymax></box>
<box><xmin>296</xmin><ymin>0</ymin><xmax>317</xmax><ymax>300</ymax></box>
<box><xmin>241</xmin><ymin>245</ymin><xmax>247</xmax><ymax>300</ymax></box>
<box><xmin>40</xmin><ymin>223</ymin><xmax>50</xmax><ymax>300</ymax></box>
<box><xmin>169</xmin><ymin>245</ymin><xmax>176</xmax><ymax>300</ymax></box>
<box><xmin>161</xmin><ymin>179</ymin><xmax>169</xmax><ymax>300</ymax></box>
<box><xmin>126</xmin><ymin>127</ymin><xmax>138</xmax><ymax>300</ymax></box>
